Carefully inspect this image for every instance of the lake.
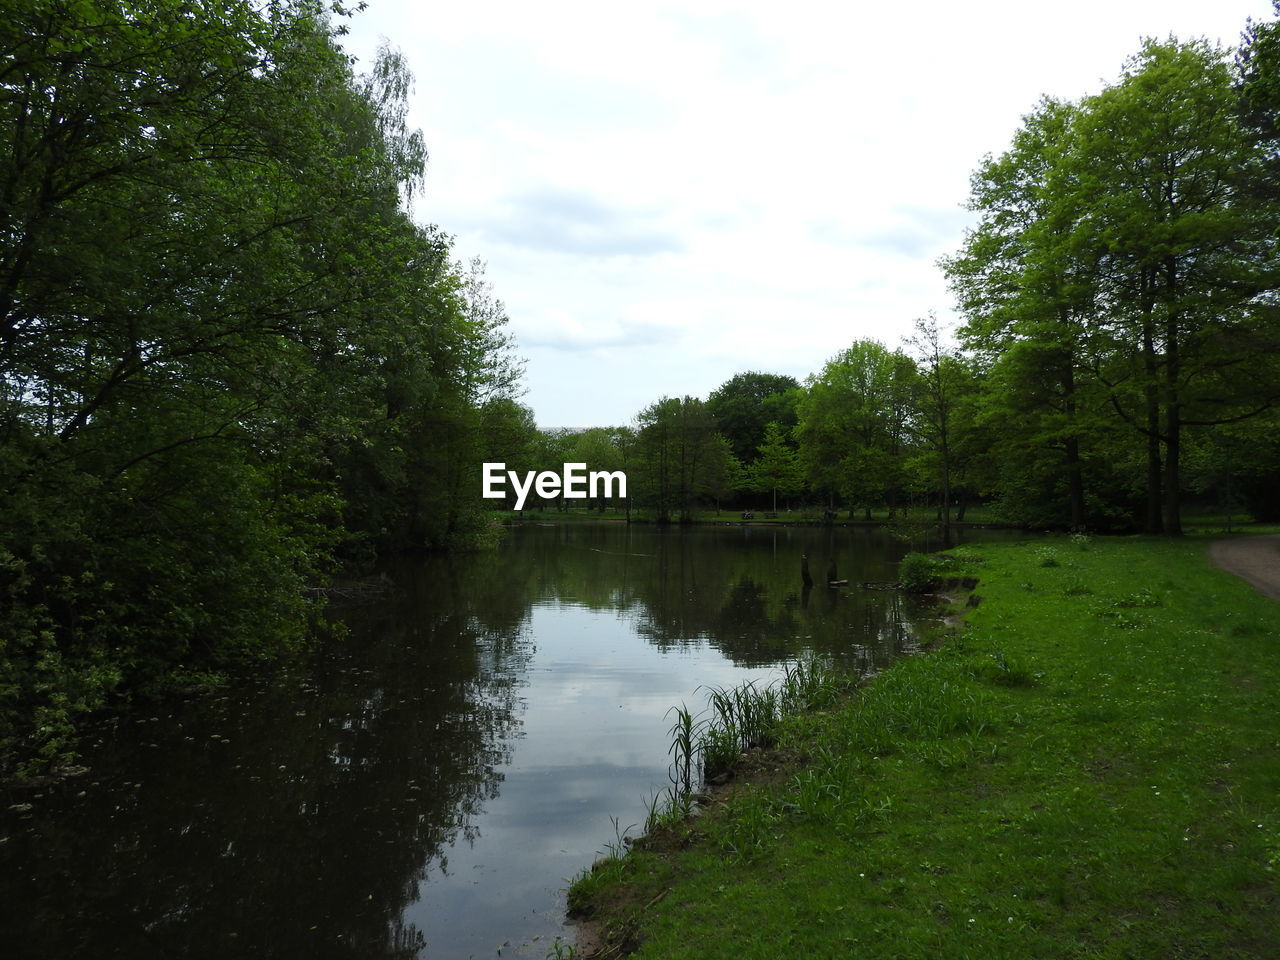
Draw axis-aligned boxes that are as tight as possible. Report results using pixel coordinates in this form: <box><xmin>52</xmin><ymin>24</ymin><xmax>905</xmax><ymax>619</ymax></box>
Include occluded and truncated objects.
<box><xmin>0</xmin><ymin>521</ymin><xmax>983</xmax><ymax>959</ymax></box>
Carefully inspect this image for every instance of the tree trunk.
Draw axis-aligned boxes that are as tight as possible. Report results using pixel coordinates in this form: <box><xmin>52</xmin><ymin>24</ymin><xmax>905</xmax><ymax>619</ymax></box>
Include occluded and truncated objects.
<box><xmin>1062</xmin><ymin>357</ymin><xmax>1086</xmax><ymax>530</ymax></box>
<box><xmin>940</xmin><ymin>461</ymin><xmax>952</xmax><ymax>549</ymax></box>
<box><xmin>1142</xmin><ymin>319</ymin><xmax>1164</xmax><ymax>534</ymax></box>
<box><xmin>1163</xmin><ymin>294</ymin><xmax>1183</xmax><ymax>536</ymax></box>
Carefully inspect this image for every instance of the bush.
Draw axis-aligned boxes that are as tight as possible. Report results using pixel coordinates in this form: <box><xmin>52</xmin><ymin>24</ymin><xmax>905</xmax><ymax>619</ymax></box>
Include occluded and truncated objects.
<box><xmin>898</xmin><ymin>552</ymin><xmax>938</xmax><ymax>593</ymax></box>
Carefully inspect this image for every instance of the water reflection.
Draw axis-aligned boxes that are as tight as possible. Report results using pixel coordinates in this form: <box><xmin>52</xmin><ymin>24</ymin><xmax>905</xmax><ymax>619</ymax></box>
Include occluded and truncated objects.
<box><xmin>1</xmin><ymin>523</ymin><xmax>990</xmax><ymax>959</ymax></box>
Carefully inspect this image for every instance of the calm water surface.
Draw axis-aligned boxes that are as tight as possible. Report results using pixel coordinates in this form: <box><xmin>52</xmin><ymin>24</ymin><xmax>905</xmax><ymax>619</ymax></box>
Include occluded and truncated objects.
<box><xmin>1</xmin><ymin>523</ymin><xmax>983</xmax><ymax>958</ymax></box>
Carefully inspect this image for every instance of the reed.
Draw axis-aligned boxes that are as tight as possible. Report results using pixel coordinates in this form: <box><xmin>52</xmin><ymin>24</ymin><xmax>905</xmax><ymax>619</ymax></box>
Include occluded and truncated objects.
<box><xmin>635</xmin><ymin>658</ymin><xmax>853</xmax><ymax>836</ymax></box>
<box><xmin>665</xmin><ymin>703</ymin><xmax>699</xmax><ymax>797</ymax></box>
<box><xmin>673</xmin><ymin>658</ymin><xmax>847</xmax><ymax>796</ymax></box>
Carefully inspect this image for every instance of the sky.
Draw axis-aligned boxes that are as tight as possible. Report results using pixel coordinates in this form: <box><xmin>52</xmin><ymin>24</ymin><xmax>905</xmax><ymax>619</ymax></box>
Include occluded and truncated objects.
<box><xmin>339</xmin><ymin>0</ymin><xmax>1275</xmax><ymax>429</ymax></box>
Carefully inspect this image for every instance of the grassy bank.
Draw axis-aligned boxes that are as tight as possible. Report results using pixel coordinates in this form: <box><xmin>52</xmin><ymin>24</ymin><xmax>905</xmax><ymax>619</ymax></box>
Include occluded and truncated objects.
<box><xmin>568</xmin><ymin>535</ymin><xmax>1280</xmax><ymax>959</ymax></box>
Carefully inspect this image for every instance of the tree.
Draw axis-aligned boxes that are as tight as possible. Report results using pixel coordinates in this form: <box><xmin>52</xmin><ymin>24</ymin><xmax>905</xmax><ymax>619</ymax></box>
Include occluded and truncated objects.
<box><xmin>795</xmin><ymin>341</ymin><xmax>914</xmax><ymax>518</ymax></box>
<box><xmin>908</xmin><ymin>316</ymin><xmax>969</xmax><ymax>544</ymax></box>
<box><xmin>1076</xmin><ymin>39</ymin><xmax>1280</xmax><ymax>534</ymax></box>
<box><xmin>706</xmin><ymin>372</ymin><xmax>800</xmax><ymax>466</ymax></box>
<box><xmin>634</xmin><ymin>397</ymin><xmax>729</xmax><ymax>522</ymax></box>
<box><xmin>565</xmin><ymin>427</ymin><xmax>630</xmax><ymax>512</ymax></box>
<box><xmin>0</xmin><ymin>2</ymin><xmax>526</xmax><ymax>774</ymax></box>
<box><xmin>749</xmin><ymin>422</ymin><xmax>803</xmax><ymax>513</ymax></box>
<box><xmin>946</xmin><ymin>39</ymin><xmax>1280</xmax><ymax>533</ymax></box>
<box><xmin>1238</xmin><ymin>1</ymin><xmax>1280</xmax><ymax>198</ymax></box>
<box><xmin>944</xmin><ymin>97</ymin><xmax>1108</xmax><ymax>530</ymax></box>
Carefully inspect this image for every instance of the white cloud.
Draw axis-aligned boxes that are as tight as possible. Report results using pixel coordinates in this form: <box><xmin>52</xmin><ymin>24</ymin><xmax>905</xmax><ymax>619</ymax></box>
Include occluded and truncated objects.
<box><xmin>343</xmin><ymin>0</ymin><xmax>1275</xmax><ymax>428</ymax></box>
<box><xmin>470</xmin><ymin>187</ymin><xmax>683</xmax><ymax>256</ymax></box>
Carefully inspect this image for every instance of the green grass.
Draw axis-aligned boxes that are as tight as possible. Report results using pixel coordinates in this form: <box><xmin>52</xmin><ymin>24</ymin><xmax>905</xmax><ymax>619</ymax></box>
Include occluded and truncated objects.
<box><xmin>569</xmin><ymin>535</ymin><xmax>1280</xmax><ymax>959</ymax></box>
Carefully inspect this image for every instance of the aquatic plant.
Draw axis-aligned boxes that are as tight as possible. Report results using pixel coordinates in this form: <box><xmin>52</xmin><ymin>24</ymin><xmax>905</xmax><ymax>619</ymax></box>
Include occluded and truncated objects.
<box><xmin>646</xmin><ymin>659</ymin><xmax>851</xmax><ymax>831</ymax></box>
<box><xmin>665</xmin><ymin>703</ymin><xmax>699</xmax><ymax>797</ymax></box>
<box><xmin>779</xmin><ymin>655</ymin><xmax>843</xmax><ymax>713</ymax></box>
<box><xmin>546</xmin><ymin>937</ymin><xmax>578</xmax><ymax>959</ymax></box>
<box><xmin>699</xmin><ymin>726</ymin><xmax>738</xmax><ymax>781</ymax></box>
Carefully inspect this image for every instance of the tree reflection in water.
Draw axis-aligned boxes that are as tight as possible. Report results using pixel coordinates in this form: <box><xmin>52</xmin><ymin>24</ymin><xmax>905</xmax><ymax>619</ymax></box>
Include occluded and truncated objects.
<box><xmin>0</xmin><ymin>522</ymin><xmax>995</xmax><ymax>958</ymax></box>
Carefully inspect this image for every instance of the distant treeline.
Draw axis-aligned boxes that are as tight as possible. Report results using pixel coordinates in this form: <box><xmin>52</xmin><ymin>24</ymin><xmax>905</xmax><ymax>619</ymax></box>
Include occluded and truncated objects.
<box><xmin>0</xmin><ymin>2</ymin><xmax>523</xmax><ymax>774</ymax></box>
<box><xmin>503</xmin><ymin>21</ymin><xmax>1280</xmax><ymax>536</ymax></box>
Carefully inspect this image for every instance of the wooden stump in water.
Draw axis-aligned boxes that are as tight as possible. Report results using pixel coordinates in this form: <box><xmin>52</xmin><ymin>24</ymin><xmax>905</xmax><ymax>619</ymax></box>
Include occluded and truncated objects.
<box><xmin>801</xmin><ymin>554</ymin><xmax>814</xmax><ymax>588</ymax></box>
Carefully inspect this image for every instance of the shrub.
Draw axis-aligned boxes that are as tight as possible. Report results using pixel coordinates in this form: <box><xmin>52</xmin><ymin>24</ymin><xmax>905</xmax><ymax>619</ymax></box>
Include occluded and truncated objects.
<box><xmin>898</xmin><ymin>552</ymin><xmax>938</xmax><ymax>593</ymax></box>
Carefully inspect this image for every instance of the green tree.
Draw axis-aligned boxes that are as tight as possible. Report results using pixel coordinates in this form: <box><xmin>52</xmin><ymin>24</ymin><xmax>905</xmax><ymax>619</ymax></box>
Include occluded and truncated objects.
<box><xmin>947</xmin><ymin>39</ymin><xmax>1280</xmax><ymax>532</ymax></box>
<box><xmin>565</xmin><ymin>427</ymin><xmax>631</xmax><ymax>512</ymax></box>
<box><xmin>749</xmin><ymin>422</ymin><xmax>803</xmax><ymax>513</ymax></box>
<box><xmin>1077</xmin><ymin>39</ymin><xmax>1280</xmax><ymax>534</ymax></box>
<box><xmin>0</xmin><ymin>2</ymin><xmax>524</xmax><ymax>774</ymax></box>
<box><xmin>706</xmin><ymin>372</ymin><xmax>800</xmax><ymax>466</ymax></box>
<box><xmin>795</xmin><ymin>341</ymin><xmax>914</xmax><ymax>518</ymax></box>
<box><xmin>908</xmin><ymin>316</ymin><xmax>973</xmax><ymax>544</ymax></box>
<box><xmin>634</xmin><ymin>397</ymin><xmax>729</xmax><ymax>522</ymax></box>
<box><xmin>944</xmin><ymin>97</ymin><xmax>1108</xmax><ymax>530</ymax></box>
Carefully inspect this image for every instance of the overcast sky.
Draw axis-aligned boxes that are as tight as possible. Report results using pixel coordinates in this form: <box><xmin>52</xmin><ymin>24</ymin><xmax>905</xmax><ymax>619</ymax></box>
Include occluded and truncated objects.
<box><xmin>340</xmin><ymin>0</ymin><xmax>1274</xmax><ymax>429</ymax></box>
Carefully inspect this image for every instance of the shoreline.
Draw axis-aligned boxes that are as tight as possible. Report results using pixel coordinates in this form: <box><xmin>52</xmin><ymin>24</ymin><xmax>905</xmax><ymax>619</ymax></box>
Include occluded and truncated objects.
<box><xmin>566</xmin><ymin>535</ymin><xmax>1280</xmax><ymax>958</ymax></box>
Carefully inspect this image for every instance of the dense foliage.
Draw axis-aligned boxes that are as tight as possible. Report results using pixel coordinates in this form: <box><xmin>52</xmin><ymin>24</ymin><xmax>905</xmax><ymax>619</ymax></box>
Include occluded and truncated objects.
<box><xmin>947</xmin><ymin>38</ymin><xmax>1280</xmax><ymax>533</ymax></box>
<box><xmin>0</xmin><ymin>1</ymin><xmax>523</xmax><ymax>775</ymax></box>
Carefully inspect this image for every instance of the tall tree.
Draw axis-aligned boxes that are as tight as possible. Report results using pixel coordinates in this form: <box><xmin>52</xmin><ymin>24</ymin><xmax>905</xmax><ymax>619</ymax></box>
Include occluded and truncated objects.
<box><xmin>634</xmin><ymin>397</ymin><xmax>729</xmax><ymax>522</ymax></box>
<box><xmin>749</xmin><ymin>421</ymin><xmax>803</xmax><ymax>513</ymax></box>
<box><xmin>0</xmin><ymin>2</ymin><xmax>525</xmax><ymax>774</ymax></box>
<box><xmin>1077</xmin><ymin>39</ymin><xmax>1280</xmax><ymax>534</ymax></box>
<box><xmin>706</xmin><ymin>372</ymin><xmax>800</xmax><ymax>466</ymax></box>
<box><xmin>944</xmin><ymin>97</ymin><xmax>1106</xmax><ymax>530</ymax></box>
<box><xmin>909</xmin><ymin>316</ymin><xmax>972</xmax><ymax>544</ymax></box>
<box><xmin>795</xmin><ymin>341</ymin><xmax>914</xmax><ymax>518</ymax></box>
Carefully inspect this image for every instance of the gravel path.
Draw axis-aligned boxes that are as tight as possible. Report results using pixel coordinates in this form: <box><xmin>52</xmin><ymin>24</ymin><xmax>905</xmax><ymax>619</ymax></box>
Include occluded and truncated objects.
<box><xmin>1208</xmin><ymin>534</ymin><xmax>1280</xmax><ymax>602</ymax></box>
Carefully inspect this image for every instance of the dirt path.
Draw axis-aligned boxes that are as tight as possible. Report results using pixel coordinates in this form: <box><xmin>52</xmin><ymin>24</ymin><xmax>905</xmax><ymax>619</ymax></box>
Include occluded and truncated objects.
<box><xmin>1208</xmin><ymin>534</ymin><xmax>1280</xmax><ymax>602</ymax></box>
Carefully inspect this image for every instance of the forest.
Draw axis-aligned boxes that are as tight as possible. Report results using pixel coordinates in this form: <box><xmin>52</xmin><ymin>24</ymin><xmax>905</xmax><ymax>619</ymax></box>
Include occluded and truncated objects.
<box><xmin>2</xmin><ymin>0</ymin><xmax>1279</xmax><ymax>778</ymax></box>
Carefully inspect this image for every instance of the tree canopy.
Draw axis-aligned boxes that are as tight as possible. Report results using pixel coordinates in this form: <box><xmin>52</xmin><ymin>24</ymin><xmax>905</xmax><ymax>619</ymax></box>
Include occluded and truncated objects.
<box><xmin>0</xmin><ymin>0</ymin><xmax>524</xmax><ymax>775</ymax></box>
